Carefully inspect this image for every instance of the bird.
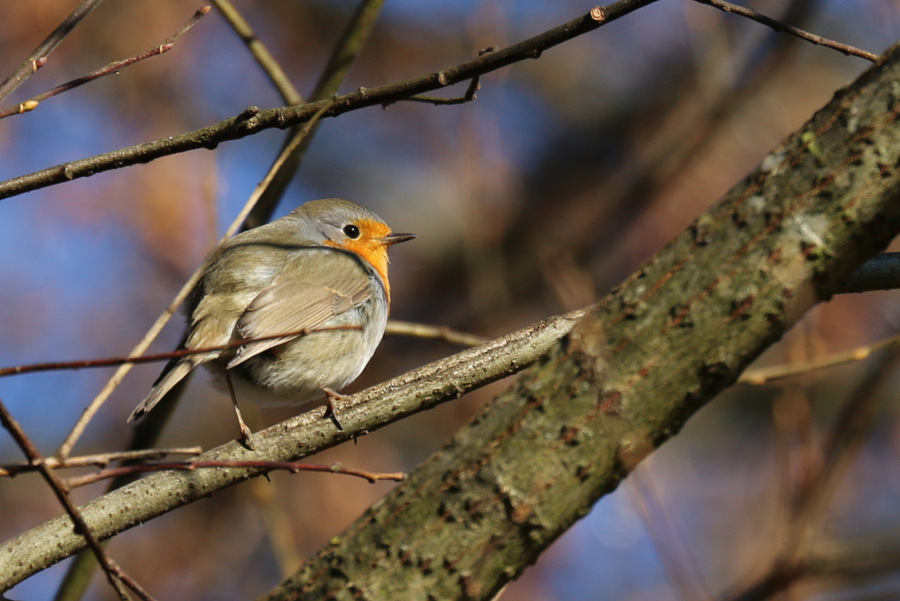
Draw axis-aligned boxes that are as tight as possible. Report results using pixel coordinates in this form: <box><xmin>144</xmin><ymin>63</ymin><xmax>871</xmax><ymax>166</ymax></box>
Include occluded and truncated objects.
<box><xmin>127</xmin><ymin>198</ymin><xmax>414</xmax><ymax>444</ymax></box>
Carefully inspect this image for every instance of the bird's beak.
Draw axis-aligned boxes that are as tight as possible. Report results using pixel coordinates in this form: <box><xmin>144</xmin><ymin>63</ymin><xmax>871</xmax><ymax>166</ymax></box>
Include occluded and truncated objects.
<box><xmin>380</xmin><ymin>232</ymin><xmax>416</xmax><ymax>246</ymax></box>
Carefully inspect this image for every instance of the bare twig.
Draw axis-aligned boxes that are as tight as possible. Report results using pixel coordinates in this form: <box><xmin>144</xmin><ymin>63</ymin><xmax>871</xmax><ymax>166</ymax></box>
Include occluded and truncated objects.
<box><xmin>385</xmin><ymin>320</ymin><xmax>488</xmax><ymax>347</ymax></box>
<box><xmin>0</xmin><ymin>1</ymin><xmax>653</xmax><ymax>202</ymax></box>
<box><xmin>738</xmin><ymin>331</ymin><xmax>900</xmax><ymax>385</ymax></box>
<box><xmin>401</xmin><ymin>46</ymin><xmax>495</xmax><ymax>105</ymax></box>
<box><xmin>64</xmin><ymin>460</ymin><xmax>405</xmax><ymax>488</ymax></box>
<box><xmin>0</xmin><ymin>397</ymin><xmax>154</xmax><ymax>601</ymax></box>
<box><xmin>0</xmin><ymin>6</ymin><xmax>210</xmax><ymax>120</ymax></box>
<box><xmin>0</xmin><ymin>0</ymin><xmax>105</xmax><ymax>103</ymax></box>
<box><xmin>0</xmin><ymin>447</ymin><xmax>202</xmax><ymax>478</ymax></box>
<box><xmin>693</xmin><ymin>0</ymin><xmax>880</xmax><ymax>62</ymax></box>
<box><xmin>0</xmin><ymin>324</ymin><xmax>361</xmax><ymax>378</ymax></box>
<box><xmin>0</xmin><ymin>318</ymin><xmax>485</xmax><ymax>378</ymax></box>
<box><xmin>725</xmin><ymin>348</ymin><xmax>900</xmax><ymax>601</ymax></box>
<box><xmin>211</xmin><ymin>0</ymin><xmax>302</xmax><ymax>105</ymax></box>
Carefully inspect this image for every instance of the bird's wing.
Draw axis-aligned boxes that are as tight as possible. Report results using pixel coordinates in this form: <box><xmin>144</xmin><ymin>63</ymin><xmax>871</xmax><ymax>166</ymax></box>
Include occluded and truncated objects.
<box><xmin>227</xmin><ymin>250</ymin><xmax>372</xmax><ymax>368</ymax></box>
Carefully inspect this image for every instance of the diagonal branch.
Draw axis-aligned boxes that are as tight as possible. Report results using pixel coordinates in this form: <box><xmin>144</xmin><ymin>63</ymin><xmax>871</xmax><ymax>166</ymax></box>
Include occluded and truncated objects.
<box><xmin>693</xmin><ymin>0</ymin><xmax>880</xmax><ymax>62</ymax></box>
<box><xmin>0</xmin><ymin>398</ymin><xmax>152</xmax><ymax>600</ymax></box>
<box><xmin>244</xmin><ymin>0</ymin><xmax>388</xmax><ymax>229</ymax></box>
<box><xmin>211</xmin><ymin>0</ymin><xmax>303</xmax><ymax>105</ymax></box>
<box><xmin>0</xmin><ymin>0</ymin><xmax>105</xmax><ymax>102</ymax></box>
<box><xmin>0</xmin><ymin>6</ymin><xmax>210</xmax><ymax>120</ymax></box>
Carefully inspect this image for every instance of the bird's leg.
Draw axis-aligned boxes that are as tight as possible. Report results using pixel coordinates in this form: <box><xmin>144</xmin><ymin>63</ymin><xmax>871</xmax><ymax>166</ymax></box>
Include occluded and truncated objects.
<box><xmin>225</xmin><ymin>371</ymin><xmax>256</xmax><ymax>450</ymax></box>
<box><xmin>322</xmin><ymin>387</ymin><xmax>346</xmax><ymax>431</ymax></box>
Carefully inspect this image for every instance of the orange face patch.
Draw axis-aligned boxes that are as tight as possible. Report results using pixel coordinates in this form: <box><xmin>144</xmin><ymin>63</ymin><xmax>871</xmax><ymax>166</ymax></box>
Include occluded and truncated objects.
<box><xmin>325</xmin><ymin>218</ymin><xmax>394</xmax><ymax>303</ymax></box>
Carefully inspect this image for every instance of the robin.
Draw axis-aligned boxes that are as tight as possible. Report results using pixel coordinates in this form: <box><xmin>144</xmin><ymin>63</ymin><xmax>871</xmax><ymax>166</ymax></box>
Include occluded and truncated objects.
<box><xmin>127</xmin><ymin>198</ymin><xmax>415</xmax><ymax>443</ymax></box>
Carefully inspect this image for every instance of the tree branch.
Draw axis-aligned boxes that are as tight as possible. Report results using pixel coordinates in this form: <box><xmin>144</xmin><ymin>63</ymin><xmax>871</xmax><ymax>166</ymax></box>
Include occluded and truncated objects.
<box><xmin>0</xmin><ymin>310</ymin><xmax>584</xmax><ymax>591</ymax></box>
<box><xmin>0</xmin><ymin>398</ymin><xmax>148</xmax><ymax>600</ymax></box>
<box><xmin>0</xmin><ymin>6</ymin><xmax>210</xmax><ymax>120</ymax></box>
<box><xmin>211</xmin><ymin>0</ymin><xmax>303</xmax><ymax>106</ymax></box>
<box><xmin>0</xmin><ymin>0</ymin><xmax>105</xmax><ymax>102</ymax></box>
<box><xmin>693</xmin><ymin>0</ymin><xmax>880</xmax><ymax>62</ymax></box>
<box><xmin>0</xmin><ymin>0</ymin><xmax>657</xmax><ymax>201</ymax></box>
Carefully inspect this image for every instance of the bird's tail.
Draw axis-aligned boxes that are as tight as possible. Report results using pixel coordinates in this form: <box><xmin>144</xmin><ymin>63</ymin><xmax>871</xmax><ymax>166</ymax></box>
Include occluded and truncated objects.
<box><xmin>127</xmin><ymin>359</ymin><xmax>197</xmax><ymax>423</ymax></box>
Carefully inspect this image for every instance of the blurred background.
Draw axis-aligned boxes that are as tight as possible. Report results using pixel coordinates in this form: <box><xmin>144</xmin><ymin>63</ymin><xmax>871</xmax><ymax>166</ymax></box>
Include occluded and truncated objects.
<box><xmin>1</xmin><ymin>1</ymin><xmax>900</xmax><ymax>599</ymax></box>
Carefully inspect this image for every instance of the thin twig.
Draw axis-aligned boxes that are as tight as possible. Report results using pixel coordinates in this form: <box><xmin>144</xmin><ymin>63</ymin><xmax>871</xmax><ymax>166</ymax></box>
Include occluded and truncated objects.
<box><xmin>0</xmin><ymin>447</ymin><xmax>202</xmax><ymax>477</ymax></box>
<box><xmin>211</xmin><ymin>0</ymin><xmax>302</xmax><ymax>105</ymax></box>
<box><xmin>0</xmin><ymin>396</ymin><xmax>154</xmax><ymax>601</ymax></box>
<box><xmin>0</xmin><ymin>324</ymin><xmax>361</xmax><ymax>378</ymax></box>
<box><xmin>725</xmin><ymin>348</ymin><xmax>900</xmax><ymax>601</ymax></box>
<box><xmin>400</xmin><ymin>46</ymin><xmax>495</xmax><ymax>105</ymax></box>
<box><xmin>0</xmin><ymin>321</ymin><xmax>479</xmax><ymax>379</ymax></box>
<box><xmin>385</xmin><ymin>320</ymin><xmax>488</xmax><ymax>347</ymax></box>
<box><xmin>0</xmin><ymin>0</ymin><xmax>105</xmax><ymax>103</ymax></box>
<box><xmin>0</xmin><ymin>7</ymin><xmax>210</xmax><ymax>120</ymax></box>
<box><xmin>64</xmin><ymin>460</ymin><xmax>406</xmax><ymax>489</ymax></box>
<box><xmin>693</xmin><ymin>0</ymin><xmax>880</xmax><ymax>62</ymax></box>
<box><xmin>0</xmin><ymin>1</ymin><xmax>644</xmax><ymax>201</ymax></box>
<box><xmin>738</xmin><ymin>331</ymin><xmax>900</xmax><ymax>385</ymax></box>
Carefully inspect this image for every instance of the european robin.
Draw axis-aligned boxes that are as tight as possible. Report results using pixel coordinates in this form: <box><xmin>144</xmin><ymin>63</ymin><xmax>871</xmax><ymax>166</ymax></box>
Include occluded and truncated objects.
<box><xmin>127</xmin><ymin>198</ymin><xmax>414</xmax><ymax>442</ymax></box>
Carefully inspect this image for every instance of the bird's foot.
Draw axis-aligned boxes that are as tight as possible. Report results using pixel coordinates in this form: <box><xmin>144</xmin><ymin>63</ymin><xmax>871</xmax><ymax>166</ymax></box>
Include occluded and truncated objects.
<box><xmin>322</xmin><ymin>387</ymin><xmax>346</xmax><ymax>431</ymax></box>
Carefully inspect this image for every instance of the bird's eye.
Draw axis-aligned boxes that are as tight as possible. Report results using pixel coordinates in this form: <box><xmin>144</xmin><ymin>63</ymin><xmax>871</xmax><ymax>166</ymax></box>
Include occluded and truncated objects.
<box><xmin>343</xmin><ymin>224</ymin><xmax>361</xmax><ymax>239</ymax></box>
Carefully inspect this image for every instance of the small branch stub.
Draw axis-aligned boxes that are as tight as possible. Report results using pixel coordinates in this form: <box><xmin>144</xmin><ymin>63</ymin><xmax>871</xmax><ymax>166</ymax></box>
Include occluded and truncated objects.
<box><xmin>590</xmin><ymin>7</ymin><xmax>606</xmax><ymax>21</ymax></box>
